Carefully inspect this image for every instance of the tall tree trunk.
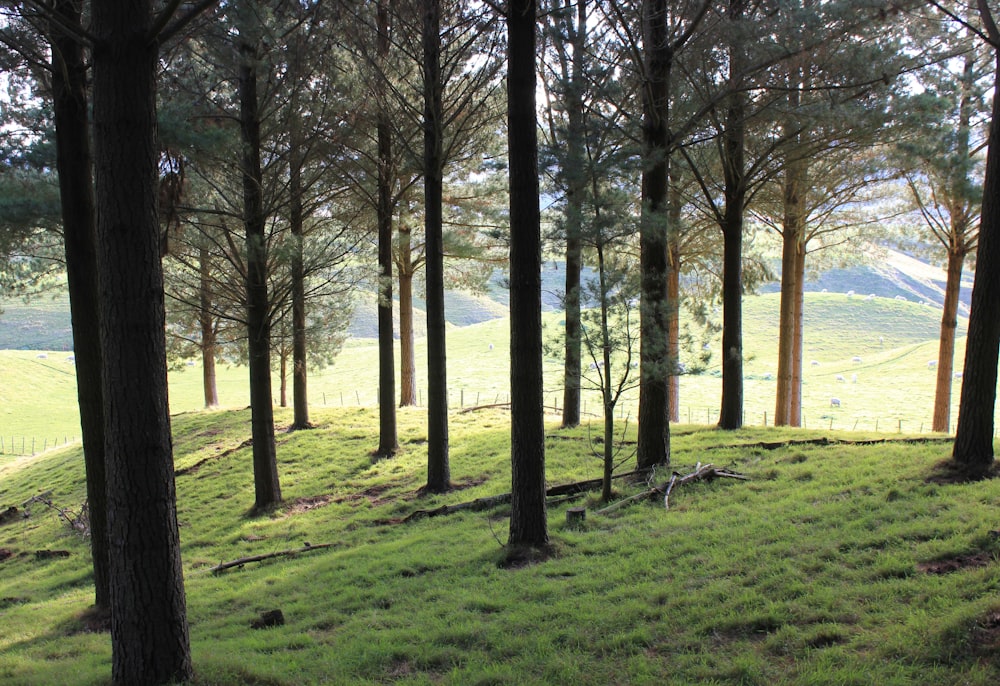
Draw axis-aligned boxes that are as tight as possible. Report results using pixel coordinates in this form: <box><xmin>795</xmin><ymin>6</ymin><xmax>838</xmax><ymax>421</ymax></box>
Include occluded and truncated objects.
<box><xmin>91</xmin><ymin>0</ymin><xmax>192</xmax><ymax>680</ymax></box>
<box><xmin>596</xmin><ymin>243</ymin><xmax>615</xmax><ymax>502</ymax></box>
<box><xmin>49</xmin><ymin>0</ymin><xmax>109</xmax><ymax>612</ymax></box>
<box><xmin>953</xmin><ymin>39</ymin><xmax>1000</xmax><ymax>476</ymax></box>
<box><xmin>560</xmin><ymin>0</ymin><xmax>586</xmax><ymax>429</ymax></box>
<box><xmin>637</xmin><ymin>0</ymin><xmax>672</xmax><ymax>469</ymax></box>
<box><xmin>239</xmin><ymin>21</ymin><xmax>282</xmax><ymax>509</ymax></box>
<box><xmin>199</xmin><ymin>246</ymin><xmax>219</xmax><ymax>407</ymax></box>
<box><xmin>933</xmin><ymin>247</ymin><xmax>966</xmax><ymax>432</ymax></box>
<box><xmin>398</xmin><ymin>232</ymin><xmax>417</xmax><ymax>406</ymax></box>
<box><xmin>507</xmin><ymin>0</ymin><xmax>547</xmax><ymax>548</ymax></box>
<box><xmin>933</xmin><ymin>51</ymin><xmax>975</xmax><ymax>434</ymax></box>
<box><xmin>790</xmin><ymin>241</ymin><xmax>806</xmax><ymax>426</ymax></box>
<box><xmin>376</xmin><ymin>0</ymin><xmax>399</xmax><ymax>456</ymax></box>
<box><xmin>289</xmin><ymin>135</ymin><xmax>310</xmax><ymax>429</ymax></box>
<box><xmin>423</xmin><ymin>0</ymin><xmax>450</xmax><ymax>492</ymax></box>
<box><xmin>667</xmin><ymin>174</ymin><xmax>682</xmax><ymax>423</ymax></box>
<box><xmin>775</xmin><ymin>159</ymin><xmax>806</xmax><ymax>426</ymax></box>
<box><xmin>279</xmin><ymin>350</ymin><xmax>288</xmax><ymax>408</ymax></box>
<box><xmin>718</xmin><ymin>0</ymin><xmax>746</xmax><ymax>430</ymax></box>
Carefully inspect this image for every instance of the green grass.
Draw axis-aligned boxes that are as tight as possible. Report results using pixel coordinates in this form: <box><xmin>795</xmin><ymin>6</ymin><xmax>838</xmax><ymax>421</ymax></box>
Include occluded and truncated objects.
<box><xmin>2</xmin><ymin>407</ymin><xmax>1000</xmax><ymax>685</ymax></box>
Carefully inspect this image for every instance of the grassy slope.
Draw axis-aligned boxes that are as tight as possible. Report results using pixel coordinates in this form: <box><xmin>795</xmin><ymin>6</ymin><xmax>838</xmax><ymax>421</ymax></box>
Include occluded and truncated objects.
<box><xmin>2</xmin><ymin>408</ymin><xmax>1000</xmax><ymax>685</ymax></box>
<box><xmin>1</xmin><ymin>291</ymin><xmax>987</xmax><ymax>450</ymax></box>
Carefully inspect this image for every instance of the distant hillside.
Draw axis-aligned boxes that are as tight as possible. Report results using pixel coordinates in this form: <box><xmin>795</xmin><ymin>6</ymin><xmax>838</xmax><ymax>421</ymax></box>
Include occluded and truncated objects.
<box><xmin>0</xmin><ymin>248</ymin><xmax>971</xmax><ymax>350</ymax></box>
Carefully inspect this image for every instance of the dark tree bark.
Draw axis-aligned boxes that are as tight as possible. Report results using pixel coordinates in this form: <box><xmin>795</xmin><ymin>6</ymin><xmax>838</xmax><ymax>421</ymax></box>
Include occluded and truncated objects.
<box><xmin>199</xmin><ymin>245</ymin><xmax>219</xmax><ymax>407</ymax></box>
<box><xmin>790</xmin><ymin>244</ymin><xmax>805</xmax><ymax>426</ymax></box>
<box><xmin>559</xmin><ymin>0</ymin><xmax>587</xmax><ymax>429</ymax></box>
<box><xmin>423</xmin><ymin>0</ymin><xmax>450</xmax><ymax>492</ymax></box>
<box><xmin>507</xmin><ymin>0</ymin><xmax>548</xmax><ymax>548</ymax></box>
<box><xmin>718</xmin><ymin>0</ymin><xmax>747</xmax><ymax>430</ymax></box>
<box><xmin>238</xmin><ymin>19</ymin><xmax>282</xmax><ymax>509</ymax></box>
<box><xmin>953</xmin><ymin>11</ymin><xmax>1000</xmax><ymax>475</ymax></box>
<box><xmin>667</xmin><ymin>174</ymin><xmax>682</xmax><ymax>423</ymax></box>
<box><xmin>636</xmin><ymin>0</ymin><xmax>672</xmax><ymax>468</ymax></box>
<box><xmin>376</xmin><ymin>0</ymin><xmax>399</xmax><ymax>456</ymax></box>
<box><xmin>289</xmin><ymin>132</ymin><xmax>310</xmax><ymax>429</ymax></box>
<box><xmin>49</xmin><ymin>0</ymin><xmax>110</xmax><ymax>611</ymax></box>
<box><xmin>91</xmin><ymin>0</ymin><xmax>192</xmax><ymax>680</ymax></box>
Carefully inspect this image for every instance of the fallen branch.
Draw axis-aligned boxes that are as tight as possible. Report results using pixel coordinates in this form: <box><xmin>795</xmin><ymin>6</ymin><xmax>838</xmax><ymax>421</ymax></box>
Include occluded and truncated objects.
<box><xmin>595</xmin><ymin>463</ymin><xmax>748</xmax><ymax>515</ymax></box>
<box><xmin>398</xmin><ymin>469</ymin><xmax>650</xmax><ymax>523</ymax></box>
<box><xmin>210</xmin><ymin>542</ymin><xmax>338</xmax><ymax>574</ymax></box>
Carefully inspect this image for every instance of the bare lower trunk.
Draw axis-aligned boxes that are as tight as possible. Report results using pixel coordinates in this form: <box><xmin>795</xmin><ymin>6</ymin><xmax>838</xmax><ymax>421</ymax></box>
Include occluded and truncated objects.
<box><xmin>933</xmin><ymin>248</ymin><xmax>965</xmax><ymax>432</ymax></box>
<box><xmin>50</xmin><ymin>0</ymin><xmax>109</xmax><ymax>611</ymax></box>
<box><xmin>790</xmin><ymin>244</ymin><xmax>806</xmax><ymax>426</ymax></box>
<box><xmin>92</xmin><ymin>0</ymin><xmax>192</xmax><ymax>679</ymax></box>
<box><xmin>398</xmin><ymin>229</ymin><xmax>417</xmax><ymax>407</ymax></box>
<box><xmin>199</xmin><ymin>246</ymin><xmax>219</xmax><ymax>407</ymax></box>
<box><xmin>507</xmin><ymin>0</ymin><xmax>547</xmax><ymax>548</ymax></box>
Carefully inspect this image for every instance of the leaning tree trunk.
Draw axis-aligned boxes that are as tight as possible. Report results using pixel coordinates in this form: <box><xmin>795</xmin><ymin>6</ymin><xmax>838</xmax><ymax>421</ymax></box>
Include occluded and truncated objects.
<box><xmin>239</xmin><ymin>23</ymin><xmax>282</xmax><ymax>509</ymax></box>
<box><xmin>953</xmin><ymin>48</ymin><xmax>1000</xmax><ymax>476</ymax></box>
<box><xmin>507</xmin><ymin>0</ymin><xmax>548</xmax><ymax>548</ymax></box>
<box><xmin>91</xmin><ymin>0</ymin><xmax>193</xmax><ymax>680</ymax></box>
<box><xmin>199</xmin><ymin>245</ymin><xmax>219</xmax><ymax>407</ymax></box>
<box><xmin>50</xmin><ymin>0</ymin><xmax>109</xmax><ymax>612</ymax></box>
<box><xmin>933</xmin><ymin>246</ymin><xmax>966</xmax><ymax>432</ymax></box>
<box><xmin>636</xmin><ymin>0</ymin><xmax>672</xmax><ymax>469</ymax></box>
<box><xmin>423</xmin><ymin>0</ymin><xmax>450</xmax><ymax>492</ymax></box>
<box><xmin>375</xmin><ymin>0</ymin><xmax>399</xmax><ymax>455</ymax></box>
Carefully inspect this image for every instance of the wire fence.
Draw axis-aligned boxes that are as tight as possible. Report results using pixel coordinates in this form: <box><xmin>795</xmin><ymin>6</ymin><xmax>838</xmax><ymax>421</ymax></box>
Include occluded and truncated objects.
<box><xmin>0</xmin><ymin>435</ymin><xmax>77</xmax><ymax>457</ymax></box>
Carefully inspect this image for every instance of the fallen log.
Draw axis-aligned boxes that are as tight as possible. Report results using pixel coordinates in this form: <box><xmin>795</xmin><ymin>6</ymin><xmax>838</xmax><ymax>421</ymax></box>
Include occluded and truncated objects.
<box><xmin>210</xmin><ymin>542</ymin><xmax>338</xmax><ymax>574</ymax></box>
<box><xmin>399</xmin><ymin>469</ymin><xmax>650</xmax><ymax>523</ymax></box>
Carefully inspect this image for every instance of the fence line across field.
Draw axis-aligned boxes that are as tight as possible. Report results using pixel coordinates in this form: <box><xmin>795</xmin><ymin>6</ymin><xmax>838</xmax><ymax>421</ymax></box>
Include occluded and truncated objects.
<box><xmin>4</xmin><ymin>390</ymin><xmax>981</xmax><ymax>457</ymax></box>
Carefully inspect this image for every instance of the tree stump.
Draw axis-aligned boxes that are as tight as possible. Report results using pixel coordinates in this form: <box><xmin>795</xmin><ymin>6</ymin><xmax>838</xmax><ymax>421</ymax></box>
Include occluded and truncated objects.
<box><xmin>566</xmin><ymin>507</ymin><xmax>586</xmax><ymax>528</ymax></box>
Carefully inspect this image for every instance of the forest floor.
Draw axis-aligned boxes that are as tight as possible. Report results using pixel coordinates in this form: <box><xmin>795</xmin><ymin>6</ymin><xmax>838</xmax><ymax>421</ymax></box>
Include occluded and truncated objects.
<box><xmin>1</xmin><ymin>406</ymin><xmax>999</xmax><ymax>685</ymax></box>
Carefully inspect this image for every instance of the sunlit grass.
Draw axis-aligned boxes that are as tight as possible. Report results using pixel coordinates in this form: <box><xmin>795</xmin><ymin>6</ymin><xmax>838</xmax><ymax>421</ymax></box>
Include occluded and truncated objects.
<box><xmin>1</xmin><ymin>406</ymin><xmax>999</xmax><ymax>684</ymax></box>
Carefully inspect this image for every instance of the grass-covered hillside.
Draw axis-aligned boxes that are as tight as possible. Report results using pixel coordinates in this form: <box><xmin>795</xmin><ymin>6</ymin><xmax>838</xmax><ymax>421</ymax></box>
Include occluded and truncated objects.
<box><xmin>2</xmin><ymin>407</ymin><xmax>1000</xmax><ymax>685</ymax></box>
<box><xmin>1</xmin><ymin>287</ymin><xmax>985</xmax><ymax>455</ymax></box>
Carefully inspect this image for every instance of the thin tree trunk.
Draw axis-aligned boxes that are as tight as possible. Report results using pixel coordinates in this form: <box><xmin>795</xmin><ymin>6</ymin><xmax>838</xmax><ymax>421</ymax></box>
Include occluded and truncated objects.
<box><xmin>507</xmin><ymin>0</ymin><xmax>548</xmax><ymax>548</ymax></box>
<box><xmin>790</xmin><ymin>241</ymin><xmax>805</xmax><ymax>426</ymax></box>
<box><xmin>560</xmin><ymin>0</ymin><xmax>586</xmax><ymax>429</ymax></box>
<box><xmin>279</xmin><ymin>349</ymin><xmax>288</xmax><ymax>408</ymax></box>
<box><xmin>49</xmin><ymin>0</ymin><xmax>109</xmax><ymax>612</ymax></box>
<box><xmin>376</xmin><ymin>0</ymin><xmax>399</xmax><ymax>456</ymax></box>
<box><xmin>953</xmin><ymin>42</ymin><xmax>1000</xmax><ymax>477</ymax></box>
<box><xmin>199</xmin><ymin>246</ymin><xmax>219</xmax><ymax>407</ymax></box>
<box><xmin>933</xmin><ymin>248</ymin><xmax>965</xmax><ymax>432</ymax></box>
<box><xmin>597</xmin><ymin>243</ymin><xmax>615</xmax><ymax>502</ymax></box>
<box><xmin>637</xmin><ymin>0</ymin><xmax>672</xmax><ymax>469</ymax></box>
<box><xmin>398</xmin><ymin>227</ymin><xmax>417</xmax><ymax>406</ymax></box>
<box><xmin>238</xmin><ymin>20</ymin><xmax>281</xmax><ymax>509</ymax></box>
<box><xmin>91</xmin><ymin>0</ymin><xmax>192</xmax><ymax>680</ymax></box>
<box><xmin>424</xmin><ymin>0</ymin><xmax>450</xmax><ymax>492</ymax></box>
<box><xmin>289</xmin><ymin>134</ymin><xmax>309</xmax><ymax>429</ymax></box>
<box><xmin>667</xmin><ymin>175</ymin><xmax>682</xmax><ymax>423</ymax></box>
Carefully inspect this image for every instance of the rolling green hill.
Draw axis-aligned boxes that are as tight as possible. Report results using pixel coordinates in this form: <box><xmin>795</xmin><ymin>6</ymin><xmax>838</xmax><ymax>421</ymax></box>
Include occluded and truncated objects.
<box><xmin>2</xmin><ymin>408</ymin><xmax>999</xmax><ymax>685</ymax></box>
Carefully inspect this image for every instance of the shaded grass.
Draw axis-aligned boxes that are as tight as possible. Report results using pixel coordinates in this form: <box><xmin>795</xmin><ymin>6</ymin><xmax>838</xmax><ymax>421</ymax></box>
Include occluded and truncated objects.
<box><xmin>1</xmin><ymin>406</ymin><xmax>1000</xmax><ymax>684</ymax></box>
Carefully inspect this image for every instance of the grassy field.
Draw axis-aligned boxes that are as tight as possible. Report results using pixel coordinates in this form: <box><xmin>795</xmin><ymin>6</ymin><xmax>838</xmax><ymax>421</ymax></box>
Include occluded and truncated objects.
<box><xmin>1</xmin><ymin>291</ymin><xmax>990</xmax><ymax>456</ymax></box>
<box><xmin>1</xmin><ymin>407</ymin><xmax>1000</xmax><ymax>685</ymax></box>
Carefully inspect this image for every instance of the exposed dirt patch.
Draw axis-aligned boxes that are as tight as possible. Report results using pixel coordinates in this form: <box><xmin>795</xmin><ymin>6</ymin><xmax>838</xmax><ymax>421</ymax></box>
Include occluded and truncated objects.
<box><xmin>0</xmin><ymin>548</ymin><xmax>12</xmax><ymax>562</ymax></box>
<box><xmin>0</xmin><ymin>506</ymin><xmax>21</xmax><ymax>525</ymax></box>
<box><xmin>63</xmin><ymin>605</ymin><xmax>111</xmax><ymax>635</ymax></box>
<box><xmin>926</xmin><ymin>459</ymin><xmax>1000</xmax><ymax>485</ymax></box>
<box><xmin>917</xmin><ymin>551</ymin><xmax>994</xmax><ymax>575</ymax></box>
<box><xmin>284</xmin><ymin>495</ymin><xmax>333</xmax><ymax>516</ymax></box>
